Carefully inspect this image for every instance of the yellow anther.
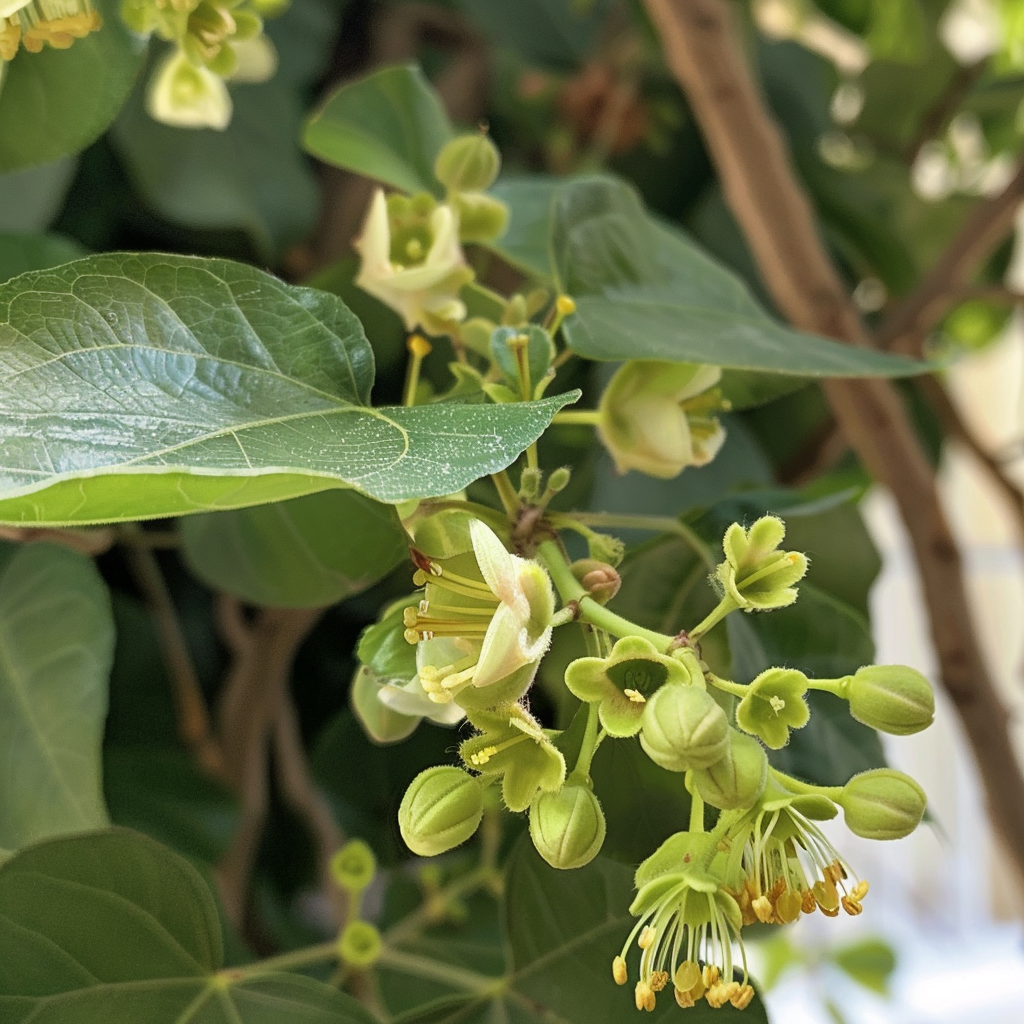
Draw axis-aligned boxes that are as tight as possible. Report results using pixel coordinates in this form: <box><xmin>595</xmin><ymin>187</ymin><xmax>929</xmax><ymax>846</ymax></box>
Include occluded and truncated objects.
<box><xmin>769</xmin><ymin>695</ymin><xmax>786</xmax><ymax>713</ymax></box>
<box><xmin>404</xmin><ymin>628</ymin><xmax>424</xmax><ymax>644</ymax></box>
<box><xmin>702</xmin><ymin>965</ymin><xmax>720</xmax><ymax>989</ymax></box>
<box><xmin>634</xmin><ymin>982</ymin><xmax>656</xmax><ymax>1012</ymax></box>
<box><xmin>813</xmin><ymin>878</ymin><xmax>840</xmax><ymax>914</ymax></box>
<box><xmin>752</xmin><ymin>895</ymin><xmax>774</xmax><ymax>924</ymax></box>
<box><xmin>408</xmin><ymin>333</ymin><xmax>432</xmax><ymax>358</ymax></box>
<box><xmin>731</xmin><ymin>984</ymin><xmax>755</xmax><ymax>1010</ymax></box>
<box><xmin>624</xmin><ymin>688</ymin><xmax>647</xmax><ymax>704</ymax></box>
<box><xmin>469</xmin><ymin>746</ymin><xmax>498</xmax><ymax>766</ymax></box>
<box><xmin>612</xmin><ymin>956</ymin><xmax>627</xmax><ymax>986</ymax></box>
<box><xmin>775</xmin><ymin>888</ymin><xmax>803</xmax><ymax>924</ymax></box>
<box><xmin>674</xmin><ymin>988</ymin><xmax>696</xmax><ymax>1009</ymax></box>
<box><xmin>801</xmin><ymin>889</ymin><xmax>817</xmax><ymax>914</ymax></box>
<box><xmin>841</xmin><ymin>896</ymin><xmax>864</xmax><ymax>916</ymax></box>
<box><xmin>650</xmin><ymin>970</ymin><xmax>669</xmax><ymax>993</ymax></box>
<box><xmin>851</xmin><ymin>880</ymin><xmax>869</xmax><ymax>901</ymax></box>
<box><xmin>638</xmin><ymin>925</ymin><xmax>656</xmax><ymax>950</ymax></box>
<box><xmin>555</xmin><ymin>295</ymin><xmax>576</xmax><ymax>316</ymax></box>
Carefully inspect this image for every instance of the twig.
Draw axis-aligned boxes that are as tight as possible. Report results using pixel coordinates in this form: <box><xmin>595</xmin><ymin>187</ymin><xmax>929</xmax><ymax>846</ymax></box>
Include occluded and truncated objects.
<box><xmin>215</xmin><ymin>601</ymin><xmax>324</xmax><ymax>928</ymax></box>
<box><xmin>642</xmin><ymin>0</ymin><xmax>1024</xmax><ymax>882</ymax></box>
<box><xmin>120</xmin><ymin>526</ymin><xmax>224</xmax><ymax>778</ymax></box>
<box><xmin>876</xmin><ymin>160</ymin><xmax>1024</xmax><ymax>355</ymax></box>
<box><xmin>903</xmin><ymin>60</ymin><xmax>987</xmax><ymax>166</ymax></box>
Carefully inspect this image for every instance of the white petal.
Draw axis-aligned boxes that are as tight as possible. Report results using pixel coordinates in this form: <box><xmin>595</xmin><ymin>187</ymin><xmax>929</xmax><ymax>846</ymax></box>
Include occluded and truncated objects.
<box><xmin>355</xmin><ymin>189</ymin><xmax>392</xmax><ymax>270</ymax></box>
<box><xmin>677</xmin><ymin>364</ymin><xmax>722</xmax><ymax>401</ymax></box>
<box><xmin>145</xmin><ymin>51</ymin><xmax>232</xmax><ymax>130</ymax></box>
<box><xmin>0</xmin><ymin>0</ymin><xmax>30</xmax><ymax>17</ymax></box>
<box><xmin>469</xmin><ymin>520</ymin><xmax>518</xmax><ymax>604</ymax></box>
<box><xmin>473</xmin><ymin>602</ymin><xmax>530</xmax><ymax>689</ymax></box>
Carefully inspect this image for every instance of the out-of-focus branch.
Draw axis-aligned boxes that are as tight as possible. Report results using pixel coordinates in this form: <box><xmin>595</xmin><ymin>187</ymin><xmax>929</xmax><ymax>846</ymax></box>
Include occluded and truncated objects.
<box><xmin>903</xmin><ymin>60</ymin><xmax>987</xmax><ymax>166</ymax></box>
<box><xmin>876</xmin><ymin>161</ymin><xmax>1024</xmax><ymax>355</ymax></box>
<box><xmin>215</xmin><ymin>599</ymin><xmax>323</xmax><ymax>929</ymax></box>
<box><xmin>642</xmin><ymin>0</ymin><xmax>1024</xmax><ymax>881</ymax></box>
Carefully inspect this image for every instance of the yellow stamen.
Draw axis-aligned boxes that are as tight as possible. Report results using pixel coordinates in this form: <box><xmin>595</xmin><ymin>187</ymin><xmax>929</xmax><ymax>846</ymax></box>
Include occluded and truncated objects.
<box><xmin>612</xmin><ymin>956</ymin><xmax>627</xmax><ymax>985</ymax></box>
<box><xmin>638</xmin><ymin>925</ymin><xmax>656</xmax><ymax>950</ymax></box>
<box><xmin>634</xmin><ymin>982</ymin><xmax>656</xmax><ymax>1012</ymax></box>
<box><xmin>769</xmin><ymin>695</ymin><xmax>785</xmax><ymax>713</ymax></box>
<box><xmin>468</xmin><ymin>733</ymin><xmax>529</xmax><ymax>766</ymax></box>
<box><xmin>731</xmin><ymin>984</ymin><xmax>755</xmax><ymax>1010</ymax></box>
<box><xmin>752</xmin><ymin>895</ymin><xmax>774</xmax><ymax>924</ymax></box>
<box><xmin>841</xmin><ymin>896</ymin><xmax>863</xmax><ymax>916</ymax></box>
<box><xmin>408</xmin><ymin>333</ymin><xmax>432</xmax><ymax>358</ymax></box>
<box><xmin>555</xmin><ymin>295</ymin><xmax>576</xmax><ymax>316</ymax></box>
<box><xmin>650</xmin><ymin>971</ymin><xmax>669</xmax><ymax>993</ymax></box>
<box><xmin>624</xmin><ymin>688</ymin><xmax>646</xmax><ymax>704</ymax></box>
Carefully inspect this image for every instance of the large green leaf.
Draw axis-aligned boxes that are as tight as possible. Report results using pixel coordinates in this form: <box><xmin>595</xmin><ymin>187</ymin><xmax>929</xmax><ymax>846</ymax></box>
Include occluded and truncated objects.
<box><xmin>0</xmin><ymin>233</ymin><xmax>85</xmax><ymax>284</ymax></box>
<box><xmin>493</xmin><ymin>175</ymin><xmax>927</xmax><ymax>377</ymax></box>
<box><xmin>0</xmin><ymin>253</ymin><xmax>577</xmax><ymax>524</ymax></box>
<box><xmin>0</xmin><ymin>542</ymin><xmax>113</xmax><ymax>853</ymax></box>
<box><xmin>0</xmin><ymin>829</ymin><xmax>375</xmax><ymax>1024</ymax></box>
<box><xmin>181</xmin><ymin>490</ymin><xmax>407</xmax><ymax>608</ymax></box>
<box><xmin>0</xmin><ymin>0</ymin><xmax>146</xmax><ymax>173</ymax></box>
<box><xmin>303</xmin><ymin>64</ymin><xmax>453</xmax><ymax>196</ymax></box>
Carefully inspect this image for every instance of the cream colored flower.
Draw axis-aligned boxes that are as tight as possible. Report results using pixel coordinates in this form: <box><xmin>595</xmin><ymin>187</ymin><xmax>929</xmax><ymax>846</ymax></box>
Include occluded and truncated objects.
<box><xmin>146</xmin><ymin>48</ymin><xmax>232</xmax><ymax>130</ymax></box>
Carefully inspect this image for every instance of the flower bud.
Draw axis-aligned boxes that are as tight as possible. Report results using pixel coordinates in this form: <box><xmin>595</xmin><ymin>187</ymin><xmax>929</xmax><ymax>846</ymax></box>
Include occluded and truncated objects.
<box><xmin>453</xmin><ymin>191</ymin><xmax>510</xmax><ymax>243</ymax></box>
<box><xmin>547</xmin><ymin>466</ymin><xmax>572</xmax><ymax>494</ymax></box>
<box><xmin>690</xmin><ymin>730</ymin><xmax>768</xmax><ymax>810</ymax></box>
<box><xmin>837</xmin><ymin>769</ymin><xmax>927</xmax><ymax>840</ymax></box>
<box><xmin>529</xmin><ymin>783</ymin><xmax>606</xmax><ymax>869</ymax></box>
<box><xmin>571</xmin><ymin>558</ymin><xmax>621</xmax><ymax>604</ymax></box>
<box><xmin>330</xmin><ymin>838</ymin><xmax>376</xmax><ymax>893</ymax></box>
<box><xmin>338</xmin><ymin>920</ymin><xmax>382</xmax><ymax>967</ymax></box>
<box><xmin>640</xmin><ymin>685</ymin><xmax>729</xmax><ymax>772</ymax></box>
<box><xmin>846</xmin><ymin>665</ymin><xmax>935</xmax><ymax>736</ymax></box>
<box><xmin>399</xmin><ymin>766</ymin><xmax>484</xmax><ymax>856</ymax></box>
<box><xmin>435</xmin><ymin>132</ymin><xmax>502</xmax><ymax>192</ymax></box>
<box><xmin>587</xmin><ymin>531</ymin><xmax>625</xmax><ymax>568</ymax></box>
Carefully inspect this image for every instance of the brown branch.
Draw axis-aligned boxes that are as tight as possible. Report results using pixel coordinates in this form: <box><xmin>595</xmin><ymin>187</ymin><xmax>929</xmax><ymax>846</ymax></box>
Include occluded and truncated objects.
<box><xmin>642</xmin><ymin>0</ymin><xmax>1024</xmax><ymax>881</ymax></box>
<box><xmin>120</xmin><ymin>527</ymin><xmax>224</xmax><ymax>778</ymax></box>
<box><xmin>903</xmin><ymin>60</ymin><xmax>987</xmax><ymax>167</ymax></box>
<box><xmin>876</xmin><ymin>161</ymin><xmax>1024</xmax><ymax>355</ymax></box>
<box><xmin>215</xmin><ymin>601</ymin><xmax>324</xmax><ymax>929</ymax></box>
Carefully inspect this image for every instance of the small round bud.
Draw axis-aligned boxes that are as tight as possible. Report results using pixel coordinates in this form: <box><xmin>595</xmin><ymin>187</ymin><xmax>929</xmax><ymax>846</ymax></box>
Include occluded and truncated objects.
<box><xmin>847</xmin><ymin>665</ymin><xmax>935</xmax><ymax>736</ymax></box>
<box><xmin>399</xmin><ymin>766</ymin><xmax>484</xmax><ymax>856</ymax></box>
<box><xmin>837</xmin><ymin>768</ymin><xmax>927</xmax><ymax>840</ymax></box>
<box><xmin>435</xmin><ymin>132</ymin><xmax>502</xmax><ymax>192</ymax></box>
<box><xmin>587</xmin><ymin>532</ymin><xmax>625</xmax><ymax>568</ymax></box>
<box><xmin>529</xmin><ymin>783</ymin><xmax>606</xmax><ymax>869</ymax></box>
<box><xmin>338</xmin><ymin>920</ymin><xmax>382</xmax><ymax>967</ymax></box>
<box><xmin>519</xmin><ymin>466</ymin><xmax>542</xmax><ymax>501</ymax></box>
<box><xmin>556</xmin><ymin>295</ymin><xmax>577</xmax><ymax>316</ymax></box>
<box><xmin>453</xmin><ymin>192</ymin><xmax>510</xmax><ymax>243</ymax></box>
<box><xmin>690</xmin><ymin>729</ymin><xmax>768</xmax><ymax>810</ymax></box>
<box><xmin>331</xmin><ymin>838</ymin><xmax>376</xmax><ymax>893</ymax></box>
<box><xmin>547</xmin><ymin>466</ymin><xmax>572</xmax><ymax>493</ymax></box>
<box><xmin>503</xmin><ymin>294</ymin><xmax>528</xmax><ymax>327</ymax></box>
<box><xmin>640</xmin><ymin>685</ymin><xmax>729</xmax><ymax>772</ymax></box>
<box><xmin>571</xmin><ymin>559</ymin><xmax>621</xmax><ymax>605</ymax></box>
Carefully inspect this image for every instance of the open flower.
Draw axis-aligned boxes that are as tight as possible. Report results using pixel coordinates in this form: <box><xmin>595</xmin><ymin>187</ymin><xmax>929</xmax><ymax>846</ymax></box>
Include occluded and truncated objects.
<box><xmin>403</xmin><ymin>519</ymin><xmax>555</xmax><ymax>709</ymax></box>
<box><xmin>716</xmin><ymin>515</ymin><xmax>808</xmax><ymax>611</ymax></box>
<box><xmin>564</xmin><ymin>636</ymin><xmax>704</xmax><ymax>737</ymax></box>
<box><xmin>146</xmin><ymin>48</ymin><xmax>233</xmax><ymax>130</ymax></box>
<box><xmin>355</xmin><ymin>189</ymin><xmax>474</xmax><ymax>334</ymax></box>
<box><xmin>721</xmin><ymin>783</ymin><xmax>866</xmax><ymax>927</ymax></box>
<box><xmin>460</xmin><ymin>703</ymin><xmax>566</xmax><ymax>812</ymax></box>
<box><xmin>1</xmin><ymin>0</ymin><xmax>101</xmax><ymax>59</ymax></box>
<box><xmin>614</xmin><ymin>832</ymin><xmax>754</xmax><ymax>1013</ymax></box>
<box><xmin>735</xmin><ymin>667</ymin><xmax>810</xmax><ymax>749</ymax></box>
<box><xmin>597</xmin><ymin>361</ymin><xmax>727</xmax><ymax>479</ymax></box>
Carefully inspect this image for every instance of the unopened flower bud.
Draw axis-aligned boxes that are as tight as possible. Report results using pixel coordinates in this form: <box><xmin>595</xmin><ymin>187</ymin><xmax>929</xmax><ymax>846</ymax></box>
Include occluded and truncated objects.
<box><xmin>453</xmin><ymin>192</ymin><xmax>510</xmax><ymax>243</ymax></box>
<box><xmin>399</xmin><ymin>766</ymin><xmax>484</xmax><ymax>856</ymax></box>
<box><xmin>434</xmin><ymin>132</ymin><xmax>502</xmax><ymax>192</ymax></box>
<box><xmin>338</xmin><ymin>920</ymin><xmax>382</xmax><ymax>967</ymax></box>
<box><xmin>503</xmin><ymin>294</ymin><xmax>528</xmax><ymax>327</ymax></box>
<box><xmin>547</xmin><ymin>466</ymin><xmax>572</xmax><ymax>494</ymax></box>
<box><xmin>571</xmin><ymin>559</ymin><xmax>621</xmax><ymax>605</ymax></box>
<box><xmin>330</xmin><ymin>839</ymin><xmax>376</xmax><ymax>893</ymax></box>
<box><xmin>846</xmin><ymin>665</ymin><xmax>935</xmax><ymax>736</ymax></box>
<box><xmin>587</xmin><ymin>531</ymin><xmax>625</xmax><ymax>568</ymax></box>
<box><xmin>690</xmin><ymin>729</ymin><xmax>768</xmax><ymax>810</ymax></box>
<box><xmin>640</xmin><ymin>685</ymin><xmax>729</xmax><ymax>772</ymax></box>
<box><xmin>529</xmin><ymin>783</ymin><xmax>606</xmax><ymax>869</ymax></box>
<box><xmin>519</xmin><ymin>466</ymin><xmax>542</xmax><ymax>502</ymax></box>
<box><xmin>837</xmin><ymin>769</ymin><xmax>927</xmax><ymax>840</ymax></box>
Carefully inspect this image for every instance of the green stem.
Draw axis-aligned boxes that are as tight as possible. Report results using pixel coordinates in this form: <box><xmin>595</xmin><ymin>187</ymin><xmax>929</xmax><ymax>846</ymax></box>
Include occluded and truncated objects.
<box><xmin>384</xmin><ymin>868</ymin><xmax>491</xmax><ymax>947</ymax></box>
<box><xmin>687</xmin><ymin>772</ymin><xmax>705</xmax><ymax>833</ymax></box>
<box><xmin>553</xmin><ymin>410</ymin><xmax>601</xmax><ymax>426</ymax></box>
<box><xmin>574</xmin><ymin>699</ymin><xmax>601</xmax><ymax>780</ymax></box>
<box><xmin>490</xmin><ymin>471</ymin><xmax>520</xmax><ymax>518</ymax></box>
<box><xmin>549</xmin><ymin>606</ymin><xmax>578</xmax><ymax>629</ymax></box>
<box><xmin>689</xmin><ymin>596</ymin><xmax>739</xmax><ymax>640</ymax></box>
<box><xmin>403</xmin><ymin>337</ymin><xmax>431</xmax><ymax>407</ymax></box>
<box><xmin>225</xmin><ymin>940</ymin><xmax>337</xmax><ymax>980</ymax></box>
<box><xmin>707</xmin><ymin>674</ymin><xmax>748</xmax><ymax>698</ymax></box>
<box><xmin>376</xmin><ymin>948</ymin><xmax>500</xmax><ymax>995</ymax></box>
<box><xmin>536</xmin><ymin>540</ymin><xmax>675</xmax><ymax>651</ymax></box>
<box><xmin>805</xmin><ymin>676</ymin><xmax>852</xmax><ymax>698</ymax></box>
<box><xmin>567</xmin><ymin>513</ymin><xmax>716</xmax><ymax>569</ymax></box>
<box><xmin>770</xmin><ymin>767</ymin><xmax>842</xmax><ymax>801</ymax></box>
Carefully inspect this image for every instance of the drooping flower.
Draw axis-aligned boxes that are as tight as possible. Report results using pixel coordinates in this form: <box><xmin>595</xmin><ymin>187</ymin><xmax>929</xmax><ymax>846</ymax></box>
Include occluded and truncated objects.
<box><xmin>354</xmin><ymin>188</ymin><xmax>474</xmax><ymax>334</ymax></box>
<box><xmin>146</xmin><ymin>48</ymin><xmax>233</xmax><ymax>130</ymax></box>
<box><xmin>564</xmin><ymin>636</ymin><xmax>704</xmax><ymax>737</ymax></box>
<box><xmin>597</xmin><ymin>361</ymin><xmax>728</xmax><ymax>479</ymax></box>
<box><xmin>402</xmin><ymin>519</ymin><xmax>555</xmax><ymax>708</ymax></box>
<box><xmin>614</xmin><ymin>832</ymin><xmax>754</xmax><ymax>1013</ymax></box>
<box><xmin>715</xmin><ymin>516</ymin><xmax>808</xmax><ymax>612</ymax></box>
<box><xmin>721</xmin><ymin>784</ymin><xmax>867</xmax><ymax>927</ymax></box>
<box><xmin>734</xmin><ymin>667</ymin><xmax>810</xmax><ymax>749</ymax></box>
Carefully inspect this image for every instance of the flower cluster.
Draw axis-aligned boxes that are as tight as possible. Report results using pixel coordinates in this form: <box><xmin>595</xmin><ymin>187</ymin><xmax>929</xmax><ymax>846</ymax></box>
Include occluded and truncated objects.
<box><xmin>120</xmin><ymin>0</ymin><xmax>282</xmax><ymax>129</ymax></box>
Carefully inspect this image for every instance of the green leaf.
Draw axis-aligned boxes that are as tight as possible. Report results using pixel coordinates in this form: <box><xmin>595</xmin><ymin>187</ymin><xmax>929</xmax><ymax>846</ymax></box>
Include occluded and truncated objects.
<box><xmin>0</xmin><ymin>0</ymin><xmax>146</xmax><ymax>173</ymax></box>
<box><xmin>0</xmin><ymin>253</ymin><xmax>578</xmax><ymax>524</ymax></box>
<box><xmin>0</xmin><ymin>159</ymin><xmax>77</xmax><ymax>232</ymax></box>
<box><xmin>0</xmin><ymin>232</ymin><xmax>85</xmax><ymax>284</ymax></box>
<box><xmin>303</xmin><ymin>64</ymin><xmax>453</xmax><ymax>196</ymax></box>
<box><xmin>0</xmin><ymin>542</ymin><xmax>113</xmax><ymax>853</ymax></box>
<box><xmin>181</xmin><ymin>491</ymin><xmax>407</xmax><ymax>608</ymax></box>
<box><xmin>493</xmin><ymin>175</ymin><xmax>928</xmax><ymax>377</ymax></box>
<box><xmin>0</xmin><ymin>829</ymin><xmax>376</xmax><ymax>1024</ymax></box>
<box><xmin>831</xmin><ymin>937</ymin><xmax>897</xmax><ymax>994</ymax></box>
<box><xmin>104</xmin><ymin>747</ymin><xmax>239</xmax><ymax>865</ymax></box>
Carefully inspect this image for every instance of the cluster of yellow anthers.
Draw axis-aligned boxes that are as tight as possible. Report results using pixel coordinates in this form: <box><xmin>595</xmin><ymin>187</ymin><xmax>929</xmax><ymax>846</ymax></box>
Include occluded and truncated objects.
<box><xmin>402</xmin><ymin>554</ymin><xmax>499</xmax><ymax>647</ymax></box>
<box><xmin>731</xmin><ymin>859</ymin><xmax>868</xmax><ymax>926</ymax></box>
<box><xmin>0</xmin><ymin>0</ymin><xmax>100</xmax><ymax>61</ymax></box>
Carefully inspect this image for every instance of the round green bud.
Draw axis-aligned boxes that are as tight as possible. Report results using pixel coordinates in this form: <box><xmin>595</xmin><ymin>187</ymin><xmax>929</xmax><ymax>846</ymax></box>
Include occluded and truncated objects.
<box><xmin>571</xmin><ymin>558</ymin><xmax>621</xmax><ymax>605</ymax></box>
<box><xmin>690</xmin><ymin>729</ymin><xmax>768</xmax><ymax>810</ymax></box>
<box><xmin>435</xmin><ymin>132</ymin><xmax>501</xmax><ymax>192</ymax></box>
<box><xmin>837</xmin><ymin>768</ymin><xmax>927</xmax><ymax>840</ymax></box>
<box><xmin>547</xmin><ymin>466</ymin><xmax>572</xmax><ymax>494</ymax></box>
<box><xmin>529</xmin><ymin>783</ymin><xmax>606</xmax><ymax>869</ymax></box>
<box><xmin>399</xmin><ymin>766</ymin><xmax>484</xmax><ymax>857</ymax></box>
<box><xmin>453</xmin><ymin>192</ymin><xmax>510</xmax><ymax>243</ymax></box>
<box><xmin>330</xmin><ymin>838</ymin><xmax>376</xmax><ymax>893</ymax></box>
<box><xmin>640</xmin><ymin>685</ymin><xmax>729</xmax><ymax>772</ymax></box>
<box><xmin>847</xmin><ymin>665</ymin><xmax>935</xmax><ymax>736</ymax></box>
<box><xmin>338</xmin><ymin>920</ymin><xmax>382</xmax><ymax>967</ymax></box>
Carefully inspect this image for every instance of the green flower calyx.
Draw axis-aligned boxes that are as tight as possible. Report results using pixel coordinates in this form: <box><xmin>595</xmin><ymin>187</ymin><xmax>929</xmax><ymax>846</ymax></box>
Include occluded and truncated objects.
<box><xmin>399</xmin><ymin>765</ymin><xmax>484</xmax><ymax>856</ymax></box>
<box><xmin>529</xmin><ymin>782</ymin><xmax>606</xmax><ymax>869</ymax></box>
<box><xmin>836</xmin><ymin>768</ymin><xmax>927</xmax><ymax>840</ymax></box>
<box><xmin>565</xmin><ymin>636</ymin><xmax>703</xmax><ymax>738</ymax></box>
<box><xmin>716</xmin><ymin>516</ymin><xmax>808</xmax><ymax>612</ymax></box>
<box><xmin>640</xmin><ymin>683</ymin><xmax>730</xmax><ymax>772</ymax></box>
<box><xmin>733</xmin><ymin>668</ymin><xmax>810</xmax><ymax>749</ymax></box>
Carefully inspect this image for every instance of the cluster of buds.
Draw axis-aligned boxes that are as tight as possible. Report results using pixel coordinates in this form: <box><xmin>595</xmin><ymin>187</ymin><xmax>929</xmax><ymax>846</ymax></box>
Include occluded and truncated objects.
<box><xmin>120</xmin><ymin>0</ymin><xmax>283</xmax><ymax>129</ymax></box>
<box><xmin>0</xmin><ymin>0</ymin><xmax>101</xmax><ymax>61</ymax></box>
